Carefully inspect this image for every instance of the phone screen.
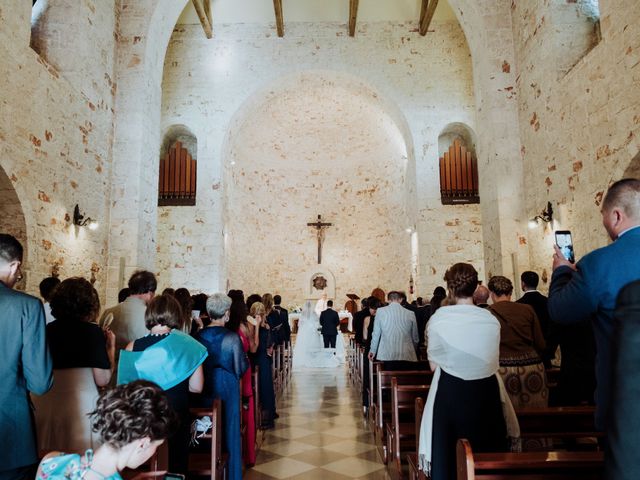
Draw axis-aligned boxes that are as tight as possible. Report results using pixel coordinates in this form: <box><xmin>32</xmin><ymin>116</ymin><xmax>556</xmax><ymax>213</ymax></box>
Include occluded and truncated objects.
<box><xmin>555</xmin><ymin>230</ymin><xmax>575</xmax><ymax>263</ymax></box>
<box><xmin>164</xmin><ymin>474</ymin><xmax>185</xmax><ymax>480</ymax></box>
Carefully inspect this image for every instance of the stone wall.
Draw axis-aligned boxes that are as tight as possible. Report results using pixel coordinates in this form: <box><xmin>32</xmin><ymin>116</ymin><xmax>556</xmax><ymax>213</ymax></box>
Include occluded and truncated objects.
<box><xmin>159</xmin><ymin>19</ymin><xmax>484</xmax><ymax>302</ymax></box>
<box><xmin>0</xmin><ymin>0</ymin><xmax>117</xmax><ymax>297</ymax></box>
<box><xmin>511</xmin><ymin>0</ymin><xmax>640</xmax><ymax>289</ymax></box>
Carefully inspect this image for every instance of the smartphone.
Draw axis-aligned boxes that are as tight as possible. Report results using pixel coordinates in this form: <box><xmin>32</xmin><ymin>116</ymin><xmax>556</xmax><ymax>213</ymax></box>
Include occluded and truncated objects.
<box><xmin>555</xmin><ymin>230</ymin><xmax>575</xmax><ymax>263</ymax></box>
<box><xmin>164</xmin><ymin>474</ymin><xmax>185</xmax><ymax>480</ymax></box>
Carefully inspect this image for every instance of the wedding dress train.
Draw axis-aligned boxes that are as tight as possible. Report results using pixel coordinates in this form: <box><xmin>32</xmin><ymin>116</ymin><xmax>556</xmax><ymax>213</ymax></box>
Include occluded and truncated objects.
<box><xmin>293</xmin><ymin>300</ymin><xmax>345</xmax><ymax>370</ymax></box>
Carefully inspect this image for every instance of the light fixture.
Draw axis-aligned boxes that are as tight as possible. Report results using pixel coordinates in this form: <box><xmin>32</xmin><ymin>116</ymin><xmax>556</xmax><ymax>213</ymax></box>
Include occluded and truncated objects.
<box><xmin>73</xmin><ymin>204</ymin><xmax>99</xmax><ymax>230</ymax></box>
<box><xmin>528</xmin><ymin>201</ymin><xmax>553</xmax><ymax>229</ymax></box>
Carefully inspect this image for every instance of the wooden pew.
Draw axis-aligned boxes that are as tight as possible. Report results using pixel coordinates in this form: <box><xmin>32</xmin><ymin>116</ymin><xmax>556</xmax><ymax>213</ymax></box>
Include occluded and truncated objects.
<box><xmin>406</xmin><ymin>397</ymin><xmax>425</xmax><ymax>480</ymax></box>
<box><xmin>387</xmin><ymin>379</ymin><xmax>429</xmax><ymax>480</ymax></box>
<box><xmin>374</xmin><ymin>368</ymin><xmax>432</xmax><ymax>463</ymax></box>
<box><xmin>188</xmin><ymin>398</ymin><xmax>227</xmax><ymax>479</ymax></box>
<box><xmin>456</xmin><ymin>438</ymin><xmax>604</xmax><ymax>479</ymax></box>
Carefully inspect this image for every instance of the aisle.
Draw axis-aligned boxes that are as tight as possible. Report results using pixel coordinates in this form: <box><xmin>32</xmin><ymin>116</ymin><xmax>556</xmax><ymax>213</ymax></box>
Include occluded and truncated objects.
<box><xmin>245</xmin><ymin>367</ymin><xmax>389</xmax><ymax>480</ymax></box>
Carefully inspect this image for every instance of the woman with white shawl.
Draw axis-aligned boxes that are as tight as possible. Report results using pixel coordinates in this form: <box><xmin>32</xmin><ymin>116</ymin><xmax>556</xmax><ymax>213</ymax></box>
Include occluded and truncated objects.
<box><xmin>418</xmin><ymin>263</ymin><xmax>519</xmax><ymax>480</ymax></box>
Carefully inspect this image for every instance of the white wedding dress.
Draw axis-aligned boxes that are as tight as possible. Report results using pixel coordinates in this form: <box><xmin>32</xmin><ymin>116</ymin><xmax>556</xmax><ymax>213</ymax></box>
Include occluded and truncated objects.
<box><xmin>293</xmin><ymin>300</ymin><xmax>345</xmax><ymax>370</ymax></box>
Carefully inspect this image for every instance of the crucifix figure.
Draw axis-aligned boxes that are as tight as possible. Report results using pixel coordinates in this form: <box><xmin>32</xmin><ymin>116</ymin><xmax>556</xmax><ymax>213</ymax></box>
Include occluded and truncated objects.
<box><xmin>307</xmin><ymin>214</ymin><xmax>333</xmax><ymax>264</ymax></box>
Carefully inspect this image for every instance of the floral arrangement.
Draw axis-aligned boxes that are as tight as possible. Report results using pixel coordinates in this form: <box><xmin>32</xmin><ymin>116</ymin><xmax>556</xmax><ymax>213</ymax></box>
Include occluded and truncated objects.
<box><xmin>288</xmin><ymin>304</ymin><xmax>303</xmax><ymax>313</ymax></box>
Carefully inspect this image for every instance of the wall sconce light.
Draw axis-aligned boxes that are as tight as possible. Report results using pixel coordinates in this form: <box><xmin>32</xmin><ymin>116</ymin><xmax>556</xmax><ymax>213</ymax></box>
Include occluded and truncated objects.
<box><xmin>73</xmin><ymin>204</ymin><xmax>99</xmax><ymax>230</ymax></box>
<box><xmin>528</xmin><ymin>201</ymin><xmax>553</xmax><ymax>229</ymax></box>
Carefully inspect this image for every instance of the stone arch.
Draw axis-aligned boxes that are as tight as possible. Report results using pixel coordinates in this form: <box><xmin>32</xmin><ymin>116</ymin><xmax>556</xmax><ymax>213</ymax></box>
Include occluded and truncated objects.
<box><xmin>0</xmin><ymin>165</ymin><xmax>29</xmax><ymax>290</ymax></box>
<box><xmin>220</xmin><ymin>69</ymin><xmax>417</xmax><ymax>303</ymax></box>
<box><xmin>160</xmin><ymin>124</ymin><xmax>198</xmax><ymax>160</ymax></box>
<box><xmin>438</xmin><ymin>122</ymin><xmax>477</xmax><ymax>159</ymax></box>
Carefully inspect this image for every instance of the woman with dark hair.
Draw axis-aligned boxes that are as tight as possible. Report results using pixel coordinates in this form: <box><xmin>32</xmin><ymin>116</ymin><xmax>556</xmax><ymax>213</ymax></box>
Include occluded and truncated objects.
<box><xmin>227</xmin><ymin>290</ymin><xmax>259</xmax><ymax>467</ymax></box>
<box><xmin>488</xmin><ymin>275</ymin><xmax>548</xmax><ymax>409</ymax></box>
<box><xmin>418</xmin><ymin>264</ymin><xmax>518</xmax><ymax>480</ymax></box>
<box><xmin>361</xmin><ymin>296</ymin><xmax>382</xmax><ymax>410</ymax></box>
<box><xmin>118</xmin><ymin>294</ymin><xmax>207</xmax><ymax>474</ymax></box>
<box><xmin>430</xmin><ymin>286</ymin><xmax>447</xmax><ymax>314</ymax></box>
<box><xmin>33</xmin><ymin>277</ymin><xmax>115</xmax><ymax>454</ymax></box>
<box><xmin>174</xmin><ymin>287</ymin><xmax>193</xmax><ymax>333</ymax></box>
<box><xmin>36</xmin><ymin>380</ymin><xmax>176</xmax><ymax>479</ymax></box>
<box><xmin>198</xmin><ymin>293</ymin><xmax>249</xmax><ymax>480</ymax></box>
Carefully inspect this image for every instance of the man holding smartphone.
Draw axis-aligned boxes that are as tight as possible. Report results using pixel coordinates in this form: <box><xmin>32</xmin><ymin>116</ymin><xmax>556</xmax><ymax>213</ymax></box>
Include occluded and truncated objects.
<box><xmin>548</xmin><ymin>178</ymin><xmax>640</xmax><ymax>432</ymax></box>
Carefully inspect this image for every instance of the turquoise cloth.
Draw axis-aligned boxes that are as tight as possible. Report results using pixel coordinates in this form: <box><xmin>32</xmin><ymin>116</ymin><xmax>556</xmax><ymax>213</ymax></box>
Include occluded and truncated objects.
<box><xmin>117</xmin><ymin>330</ymin><xmax>208</xmax><ymax>390</ymax></box>
<box><xmin>37</xmin><ymin>449</ymin><xmax>121</xmax><ymax>480</ymax></box>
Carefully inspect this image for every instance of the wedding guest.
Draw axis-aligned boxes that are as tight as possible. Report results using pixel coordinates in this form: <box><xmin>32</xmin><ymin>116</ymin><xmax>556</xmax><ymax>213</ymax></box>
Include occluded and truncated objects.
<box><xmin>119</xmin><ymin>294</ymin><xmax>207</xmax><ymax>474</ymax></box>
<box><xmin>430</xmin><ymin>286</ymin><xmax>446</xmax><ymax>313</ymax></box>
<box><xmin>198</xmin><ymin>293</ymin><xmax>249</xmax><ymax>480</ymax></box>
<box><xmin>473</xmin><ymin>285</ymin><xmax>490</xmax><ymax>308</ymax></box>
<box><xmin>117</xmin><ymin>287</ymin><xmax>130</xmax><ymax>303</ymax></box>
<box><xmin>418</xmin><ymin>263</ymin><xmax>516</xmax><ymax>480</ymax></box>
<box><xmin>368</xmin><ymin>291</ymin><xmax>419</xmax><ymax>369</ymax></box>
<box><xmin>263</xmin><ymin>293</ymin><xmax>284</xmax><ymax>346</ymax></box>
<box><xmin>352</xmin><ymin>297</ymin><xmax>369</xmax><ymax>346</ymax></box>
<box><xmin>251</xmin><ymin>301</ymin><xmax>277</xmax><ymax>429</ymax></box>
<box><xmin>162</xmin><ymin>287</ymin><xmax>175</xmax><ymax>297</ymax></box>
<box><xmin>174</xmin><ymin>287</ymin><xmax>193</xmax><ymax>333</ymax></box>
<box><xmin>100</xmin><ymin>270</ymin><xmax>157</xmax><ymax>362</ymax></box>
<box><xmin>39</xmin><ymin>276</ymin><xmax>60</xmax><ymax>324</ymax></box>
<box><xmin>488</xmin><ymin>275</ymin><xmax>548</xmax><ymax>408</ymax></box>
<box><xmin>362</xmin><ymin>296</ymin><xmax>382</xmax><ymax>411</ymax></box>
<box><xmin>33</xmin><ymin>277</ymin><xmax>115</xmax><ymax>454</ymax></box>
<box><xmin>0</xmin><ymin>234</ymin><xmax>52</xmax><ymax>480</ymax></box>
<box><xmin>274</xmin><ymin>294</ymin><xmax>291</xmax><ymax>346</ymax></box>
<box><xmin>517</xmin><ymin>271</ymin><xmax>556</xmax><ymax>367</ymax></box>
<box><xmin>227</xmin><ymin>292</ymin><xmax>259</xmax><ymax>467</ymax></box>
<box><xmin>191</xmin><ymin>292</ymin><xmax>209</xmax><ymax>331</ymax></box>
<box><xmin>36</xmin><ymin>380</ymin><xmax>177</xmax><ymax>480</ymax></box>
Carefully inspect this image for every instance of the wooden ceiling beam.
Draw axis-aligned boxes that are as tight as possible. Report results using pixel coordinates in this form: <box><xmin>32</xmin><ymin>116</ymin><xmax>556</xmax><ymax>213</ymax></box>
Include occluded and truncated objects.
<box><xmin>419</xmin><ymin>0</ymin><xmax>439</xmax><ymax>36</ymax></box>
<box><xmin>273</xmin><ymin>0</ymin><xmax>284</xmax><ymax>37</ymax></box>
<box><xmin>349</xmin><ymin>0</ymin><xmax>359</xmax><ymax>37</ymax></box>
<box><xmin>191</xmin><ymin>0</ymin><xmax>213</xmax><ymax>39</ymax></box>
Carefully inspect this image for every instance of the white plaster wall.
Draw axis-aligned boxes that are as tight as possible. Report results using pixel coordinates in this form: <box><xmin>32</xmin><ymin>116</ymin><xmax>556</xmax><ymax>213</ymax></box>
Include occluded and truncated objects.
<box><xmin>511</xmin><ymin>0</ymin><xmax>640</xmax><ymax>290</ymax></box>
<box><xmin>0</xmin><ymin>0</ymin><xmax>117</xmax><ymax>297</ymax></box>
<box><xmin>160</xmin><ymin>19</ymin><xmax>483</xmax><ymax>302</ymax></box>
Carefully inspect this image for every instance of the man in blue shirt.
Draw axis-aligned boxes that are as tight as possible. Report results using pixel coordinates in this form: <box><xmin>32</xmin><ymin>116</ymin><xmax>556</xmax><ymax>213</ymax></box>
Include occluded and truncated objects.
<box><xmin>548</xmin><ymin>178</ymin><xmax>640</xmax><ymax>431</ymax></box>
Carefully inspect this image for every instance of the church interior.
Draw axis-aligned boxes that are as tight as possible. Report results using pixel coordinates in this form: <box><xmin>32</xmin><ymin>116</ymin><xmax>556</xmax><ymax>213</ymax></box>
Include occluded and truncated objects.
<box><xmin>1</xmin><ymin>0</ymin><xmax>639</xmax><ymax>479</ymax></box>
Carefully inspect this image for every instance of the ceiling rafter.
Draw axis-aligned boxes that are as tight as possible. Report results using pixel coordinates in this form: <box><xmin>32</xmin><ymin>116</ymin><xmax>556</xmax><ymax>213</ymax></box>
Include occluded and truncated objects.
<box><xmin>273</xmin><ymin>0</ymin><xmax>284</xmax><ymax>37</ymax></box>
<box><xmin>419</xmin><ymin>0</ymin><xmax>439</xmax><ymax>36</ymax></box>
<box><xmin>191</xmin><ymin>0</ymin><xmax>213</xmax><ymax>39</ymax></box>
<box><xmin>348</xmin><ymin>0</ymin><xmax>359</xmax><ymax>37</ymax></box>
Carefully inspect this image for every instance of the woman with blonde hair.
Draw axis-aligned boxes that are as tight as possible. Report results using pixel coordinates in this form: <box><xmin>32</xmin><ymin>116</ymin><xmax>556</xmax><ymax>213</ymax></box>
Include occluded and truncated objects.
<box><xmin>488</xmin><ymin>275</ymin><xmax>548</xmax><ymax>409</ymax></box>
<box><xmin>418</xmin><ymin>263</ymin><xmax>518</xmax><ymax>480</ymax></box>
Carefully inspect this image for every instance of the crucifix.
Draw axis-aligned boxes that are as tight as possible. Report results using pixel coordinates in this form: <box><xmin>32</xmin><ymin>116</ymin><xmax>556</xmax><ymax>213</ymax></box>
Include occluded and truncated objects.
<box><xmin>307</xmin><ymin>214</ymin><xmax>333</xmax><ymax>264</ymax></box>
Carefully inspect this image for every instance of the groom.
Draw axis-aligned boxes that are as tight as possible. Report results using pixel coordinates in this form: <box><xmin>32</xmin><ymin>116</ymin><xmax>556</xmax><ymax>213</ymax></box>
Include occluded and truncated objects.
<box><xmin>319</xmin><ymin>300</ymin><xmax>340</xmax><ymax>348</ymax></box>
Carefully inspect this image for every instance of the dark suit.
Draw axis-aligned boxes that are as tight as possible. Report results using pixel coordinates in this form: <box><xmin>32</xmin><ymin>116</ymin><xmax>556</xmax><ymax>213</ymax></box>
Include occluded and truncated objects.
<box><xmin>606</xmin><ymin>280</ymin><xmax>640</xmax><ymax>480</ymax></box>
<box><xmin>0</xmin><ymin>282</ymin><xmax>53</xmax><ymax>477</ymax></box>
<box><xmin>267</xmin><ymin>310</ymin><xmax>284</xmax><ymax>345</ymax></box>
<box><xmin>548</xmin><ymin>226</ymin><xmax>640</xmax><ymax>430</ymax></box>
<box><xmin>517</xmin><ymin>290</ymin><xmax>555</xmax><ymax>366</ymax></box>
<box><xmin>275</xmin><ymin>306</ymin><xmax>290</xmax><ymax>345</ymax></box>
<box><xmin>319</xmin><ymin>308</ymin><xmax>340</xmax><ymax>348</ymax></box>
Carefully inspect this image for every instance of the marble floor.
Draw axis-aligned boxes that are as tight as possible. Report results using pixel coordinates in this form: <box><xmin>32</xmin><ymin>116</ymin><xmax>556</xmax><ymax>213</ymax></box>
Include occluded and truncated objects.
<box><xmin>244</xmin><ymin>366</ymin><xmax>390</xmax><ymax>480</ymax></box>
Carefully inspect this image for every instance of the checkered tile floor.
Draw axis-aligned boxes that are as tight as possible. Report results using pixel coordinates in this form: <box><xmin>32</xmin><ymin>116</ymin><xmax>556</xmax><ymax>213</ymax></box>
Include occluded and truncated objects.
<box><xmin>244</xmin><ymin>366</ymin><xmax>389</xmax><ymax>480</ymax></box>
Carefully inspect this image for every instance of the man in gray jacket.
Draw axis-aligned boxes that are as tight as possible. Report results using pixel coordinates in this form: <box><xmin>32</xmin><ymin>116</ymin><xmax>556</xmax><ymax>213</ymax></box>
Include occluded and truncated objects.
<box><xmin>0</xmin><ymin>234</ymin><xmax>53</xmax><ymax>480</ymax></box>
<box><xmin>368</xmin><ymin>290</ymin><xmax>419</xmax><ymax>368</ymax></box>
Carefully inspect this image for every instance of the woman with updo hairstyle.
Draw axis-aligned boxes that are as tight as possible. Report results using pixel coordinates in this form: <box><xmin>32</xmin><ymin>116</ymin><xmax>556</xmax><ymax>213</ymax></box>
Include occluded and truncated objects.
<box><xmin>36</xmin><ymin>380</ymin><xmax>176</xmax><ymax>480</ymax></box>
<box><xmin>118</xmin><ymin>294</ymin><xmax>207</xmax><ymax>475</ymax></box>
<box><xmin>418</xmin><ymin>263</ymin><xmax>518</xmax><ymax>480</ymax></box>
<box><xmin>488</xmin><ymin>275</ymin><xmax>548</xmax><ymax>409</ymax></box>
<box><xmin>32</xmin><ymin>277</ymin><xmax>115</xmax><ymax>454</ymax></box>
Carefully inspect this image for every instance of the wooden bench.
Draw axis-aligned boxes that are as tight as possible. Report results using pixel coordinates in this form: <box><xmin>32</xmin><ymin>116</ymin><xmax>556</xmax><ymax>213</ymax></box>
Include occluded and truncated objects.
<box><xmin>386</xmin><ymin>379</ymin><xmax>429</xmax><ymax>480</ymax></box>
<box><xmin>456</xmin><ymin>438</ymin><xmax>604</xmax><ymax>479</ymax></box>
<box><xmin>374</xmin><ymin>368</ymin><xmax>432</xmax><ymax>463</ymax></box>
<box><xmin>188</xmin><ymin>398</ymin><xmax>226</xmax><ymax>479</ymax></box>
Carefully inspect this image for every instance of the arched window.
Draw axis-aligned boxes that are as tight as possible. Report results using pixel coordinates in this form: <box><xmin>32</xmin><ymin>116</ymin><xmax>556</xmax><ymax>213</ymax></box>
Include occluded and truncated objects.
<box><xmin>158</xmin><ymin>126</ymin><xmax>197</xmax><ymax>206</ymax></box>
<box><xmin>438</xmin><ymin>124</ymin><xmax>479</xmax><ymax>205</ymax></box>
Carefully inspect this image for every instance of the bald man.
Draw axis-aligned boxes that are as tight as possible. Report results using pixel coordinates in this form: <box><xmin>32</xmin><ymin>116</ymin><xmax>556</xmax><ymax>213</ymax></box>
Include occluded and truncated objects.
<box><xmin>548</xmin><ymin>178</ymin><xmax>640</xmax><ymax>431</ymax></box>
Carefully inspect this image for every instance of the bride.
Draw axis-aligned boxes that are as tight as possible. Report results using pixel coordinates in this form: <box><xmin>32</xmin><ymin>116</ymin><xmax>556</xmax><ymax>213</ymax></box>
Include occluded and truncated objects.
<box><xmin>293</xmin><ymin>300</ymin><xmax>345</xmax><ymax>369</ymax></box>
